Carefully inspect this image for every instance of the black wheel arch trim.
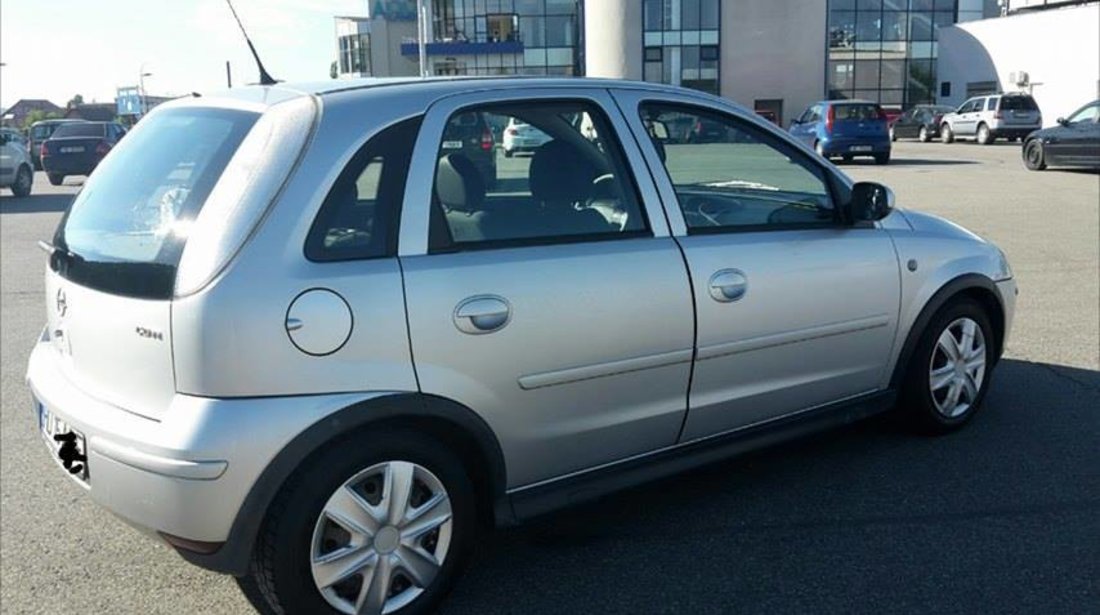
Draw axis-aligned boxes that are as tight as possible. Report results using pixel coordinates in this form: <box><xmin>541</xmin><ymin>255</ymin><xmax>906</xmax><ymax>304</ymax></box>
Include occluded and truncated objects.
<box><xmin>175</xmin><ymin>392</ymin><xmax>511</xmax><ymax>575</ymax></box>
<box><xmin>888</xmin><ymin>273</ymin><xmax>1006</xmax><ymax>390</ymax></box>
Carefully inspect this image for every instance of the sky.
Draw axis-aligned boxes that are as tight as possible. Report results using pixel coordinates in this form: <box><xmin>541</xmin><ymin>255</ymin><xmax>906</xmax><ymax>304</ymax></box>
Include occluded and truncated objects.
<box><xmin>0</xmin><ymin>0</ymin><xmax>367</xmax><ymax>111</ymax></box>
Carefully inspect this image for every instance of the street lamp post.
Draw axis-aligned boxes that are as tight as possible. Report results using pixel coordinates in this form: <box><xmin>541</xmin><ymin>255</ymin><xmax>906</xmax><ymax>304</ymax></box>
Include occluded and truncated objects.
<box><xmin>138</xmin><ymin>65</ymin><xmax>153</xmax><ymax>117</ymax></box>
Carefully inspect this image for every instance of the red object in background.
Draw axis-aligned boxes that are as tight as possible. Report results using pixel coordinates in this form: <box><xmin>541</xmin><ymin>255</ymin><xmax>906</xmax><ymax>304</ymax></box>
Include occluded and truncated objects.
<box><xmin>883</xmin><ymin>109</ymin><xmax>902</xmax><ymax>125</ymax></box>
<box><xmin>825</xmin><ymin>105</ymin><xmax>835</xmax><ymax>133</ymax></box>
<box><xmin>95</xmin><ymin>141</ymin><xmax>112</xmax><ymax>157</ymax></box>
<box><xmin>754</xmin><ymin>109</ymin><xmax>778</xmax><ymax>125</ymax></box>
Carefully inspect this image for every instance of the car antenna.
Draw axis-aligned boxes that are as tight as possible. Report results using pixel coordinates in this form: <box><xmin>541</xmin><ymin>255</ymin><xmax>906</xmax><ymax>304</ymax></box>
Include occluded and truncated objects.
<box><xmin>224</xmin><ymin>0</ymin><xmax>277</xmax><ymax>86</ymax></box>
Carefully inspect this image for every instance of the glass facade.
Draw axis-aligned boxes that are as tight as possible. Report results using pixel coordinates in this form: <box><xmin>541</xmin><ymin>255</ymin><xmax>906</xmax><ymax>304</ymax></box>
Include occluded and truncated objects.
<box><xmin>828</xmin><ymin>0</ymin><xmax>964</xmax><ymax>109</ymax></box>
<box><xmin>338</xmin><ymin>33</ymin><xmax>372</xmax><ymax>75</ymax></box>
<box><xmin>642</xmin><ymin>0</ymin><xmax>721</xmax><ymax>95</ymax></box>
<box><xmin>429</xmin><ymin>0</ymin><xmax>580</xmax><ymax>75</ymax></box>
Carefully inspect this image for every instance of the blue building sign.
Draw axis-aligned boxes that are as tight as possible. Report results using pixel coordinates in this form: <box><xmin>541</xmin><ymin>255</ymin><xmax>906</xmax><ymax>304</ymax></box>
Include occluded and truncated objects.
<box><xmin>371</xmin><ymin>0</ymin><xmax>418</xmax><ymax>21</ymax></box>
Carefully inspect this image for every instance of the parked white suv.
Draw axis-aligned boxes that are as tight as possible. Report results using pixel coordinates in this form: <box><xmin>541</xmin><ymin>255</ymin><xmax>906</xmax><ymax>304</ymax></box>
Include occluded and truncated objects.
<box><xmin>0</xmin><ymin>127</ymin><xmax>33</xmax><ymax>197</ymax></box>
<box><xmin>27</xmin><ymin>78</ymin><xmax>1016</xmax><ymax>615</ymax></box>
<box><xmin>940</xmin><ymin>93</ymin><xmax>1042</xmax><ymax>145</ymax></box>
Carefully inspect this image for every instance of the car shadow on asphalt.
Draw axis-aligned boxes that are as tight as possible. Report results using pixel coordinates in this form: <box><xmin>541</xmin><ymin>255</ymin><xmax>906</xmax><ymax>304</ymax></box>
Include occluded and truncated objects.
<box><xmin>0</xmin><ymin>194</ymin><xmax>74</xmax><ymax>214</ymax></box>
<box><xmin>443</xmin><ymin>358</ymin><xmax>1100</xmax><ymax>614</ymax></box>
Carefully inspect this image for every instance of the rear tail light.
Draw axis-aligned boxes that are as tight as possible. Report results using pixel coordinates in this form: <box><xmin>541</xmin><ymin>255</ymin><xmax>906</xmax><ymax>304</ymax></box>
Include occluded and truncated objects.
<box><xmin>480</xmin><ymin>129</ymin><xmax>493</xmax><ymax>151</ymax></box>
<box><xmin>994</xmin><ymin>111</ymin><xmax>1005</xmax><ymax>120</ymax></box>
<box><xmin>95</xmin><ymin>141</ymin><xmax>111</xmax><ymax>156</ymax></box>
<box><xmin>40</xmin><ymin>142</ymin><xmax>48</xmax><ymax>158</ymax></box>
<box><xmin>825</xmin><ymin>105</ymin><xmax>835</xmax><ymax>133</ymax></box>
<box><xmin>876</xmin><ymin>106</ymin><xmax>888</xmax><ymax>121</ymax></box>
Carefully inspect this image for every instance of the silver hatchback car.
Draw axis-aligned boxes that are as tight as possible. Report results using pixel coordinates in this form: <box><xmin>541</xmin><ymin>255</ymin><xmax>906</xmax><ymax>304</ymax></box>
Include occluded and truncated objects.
<box><xmin>27</xmin><ymin>78</ymin><xmax>1016</xmax><ymax>615</ymax></box>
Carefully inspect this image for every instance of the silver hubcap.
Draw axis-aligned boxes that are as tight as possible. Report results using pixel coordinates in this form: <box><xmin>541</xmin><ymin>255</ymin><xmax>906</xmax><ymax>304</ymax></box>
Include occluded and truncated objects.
<box><xmin>929</xmin><ymin>317</ymin><xmax>987</xmax><ymax>418</ymax></box>
<box><xmin>311</xmin><ymin>461</ymin><xmax>454</xmax><ymax>615</ymax></box>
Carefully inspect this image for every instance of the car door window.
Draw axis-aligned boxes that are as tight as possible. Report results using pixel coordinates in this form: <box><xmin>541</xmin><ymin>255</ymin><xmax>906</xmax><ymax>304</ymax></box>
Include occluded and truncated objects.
<box><xmin>641</xmin><ymin>103</ymin><xmax>836</xmax><ymax>232</ymax></box>
<box><xmin>1067</xmin><ymin>104</ymin><xmax>1099</xmax><ymax>124</ymax></box>
<box><xmin>986</xmin><ymin>98</ymin><xmax>998</xmax><ymax>111</ymax></box>
<box><xmin>305</xmin><ymin>117</ymin><xmax>421</xmax><ymax>261</ymax></box>
<box><xmin>429</xmin><ymin>101</ymin><xmax>648</xmax><ymax>252</ymax></box>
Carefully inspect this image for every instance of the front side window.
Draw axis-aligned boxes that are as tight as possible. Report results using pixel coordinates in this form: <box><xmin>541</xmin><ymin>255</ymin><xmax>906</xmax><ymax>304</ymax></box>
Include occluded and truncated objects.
<box><xmin>641</xmin><ymin>103</ymin><xmax>837</xmax><ymax>232</ymax></box>
<box><xmin>429</xmin><ymin>101</ymin><xmax>648</xmax><ymax>252</ymax></box>
<box><xmin>306</xmin><ymin>117</ymin><xmax>421</xmax><ymax>262</ymax></box>
<box><xmin>1068</xmin><ymin>103</ymin><xmax>1100</xmax><ymax>124</ymax></box>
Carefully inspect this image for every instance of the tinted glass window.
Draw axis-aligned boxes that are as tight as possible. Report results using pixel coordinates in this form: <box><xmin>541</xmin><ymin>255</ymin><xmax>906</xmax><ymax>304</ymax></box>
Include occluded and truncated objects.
<box><xmin>641</xmin><ymin>104</ymin><xmax>836</xmax><ymax>232</ymax></box>
<box><xmin>1068</xmin><ymin>103</ymin><xmax>1100</xmax><ymax>124</ymax></box>
<box><xmin>833</xmin><ymin>104</ymin><xmax>882</xmax><ymax>120</ymax></box>
<box><xmin>52</xmin><ymin>123</ymin><xmax>106</xmax><ymax>138</ymax></box>
<box><xmin>430</xmin><ymin>101</ymin><xmax>648</xmax><ymax>252</ymax></box>
<box><xmin>53</xmin><ymin>108</ymin><xmax>258</xmax><ymax>298</ymax></box>
<box><xmin>999</xmin><ymin>96</ymin><xmax>1038</xmax><ymax>111</ymax></box>
<box><xmin>306</xmin><ymin>117</ymin><xmax>421</xmax><ymax>262</ymax></box>
<box><xmin>986</xmin><ymin>98</ymin><xmax>998</xmax><ymax>111</ymax></box>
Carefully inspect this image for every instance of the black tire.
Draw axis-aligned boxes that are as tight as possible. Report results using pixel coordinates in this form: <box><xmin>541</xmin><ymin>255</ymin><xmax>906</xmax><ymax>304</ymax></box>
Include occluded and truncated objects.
<box><xmin>47</xmin><ymin>173</ymin><xmax>64</xmax><ymax>186</ymax></box>
<box><xmin>918</xmin><ymin>126</ymin><xmax>930</xmax><ymax>143</ymax></box>
<box><xmin>240</xmin><ymin>429</ymin><xmax>479</xmax><ymax>615</ymax></box>
<box><xmin>941</xmin><ymin>123</ymin><xmax>954</xmax><ymax>144</ymax></box>
<box><xmin>814</xmin><ymin>141</ymin><xmax>828</xmax><ymax>160</ymax></box>
<box><xmin>503</xmin><ymin>149</ymin><xmax>513</xmax><ymax>158</ymax></box>
<box><xmin>841</xmin><ymin>155</ymin><xmax>854</xmax><ymax>163</ymax></box>
<box><xmin>1023</xmin><ymin>139</ymin><xmax>1047</xmax><ymax>171</ymax></box>
<box><xmin>976</xmin><ymin>123</ymin><xmax>993</xmax><ymax>145</ymax></box>
<box><xmin>900</xmin><ymin>298</ymin><xmax>996</xmax><ymax>435</ymax></box>
<box><xmin>11</xmin><ymin>165</ymin><xmax>32</xmax><ymax>197</ymax></box>
<box><xmin>874</xmin><ymin>152</ymin><xmax>891</xmax><ymax>165</ymax></box>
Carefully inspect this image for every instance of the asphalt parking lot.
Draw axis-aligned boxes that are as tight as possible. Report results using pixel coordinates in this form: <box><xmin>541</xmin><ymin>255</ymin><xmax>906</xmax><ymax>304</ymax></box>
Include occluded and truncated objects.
<box><xmin>1</xmin><ymin>141</ymin><xmax>1097</xmax><ymax>614</ymax></box>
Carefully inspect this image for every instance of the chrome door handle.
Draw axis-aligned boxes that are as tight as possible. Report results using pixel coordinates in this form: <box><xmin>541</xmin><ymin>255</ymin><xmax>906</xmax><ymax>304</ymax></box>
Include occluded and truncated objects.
<box><xmin>708</xmin><ymin>269</ymin><xmax>748</xmax><ymax>303</ymax></box>
<box><xmin>454</xmin><ymin>295</ymin><xmax>511</xmax><ymax>334</ymax></box>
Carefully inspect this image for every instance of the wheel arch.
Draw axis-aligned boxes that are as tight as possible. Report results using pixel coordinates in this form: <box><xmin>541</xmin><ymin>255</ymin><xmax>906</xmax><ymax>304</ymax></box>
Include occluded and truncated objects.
<box><xmin>177</xmin><ymin>392</ymin><xmax>511</xmax><ymax>576</ymax></box>
<box><xmin>889</xmin><ymin>273</ymin><xmax>1006</xmax><ymax>390</ymax></box>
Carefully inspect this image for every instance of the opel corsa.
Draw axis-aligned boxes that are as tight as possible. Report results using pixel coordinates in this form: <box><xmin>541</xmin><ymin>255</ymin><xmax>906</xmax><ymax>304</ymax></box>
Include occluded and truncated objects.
<box><xmin>27</xmin><ymin>78</ymin><xmax>1016</xmax><ymax>615</ymax></box>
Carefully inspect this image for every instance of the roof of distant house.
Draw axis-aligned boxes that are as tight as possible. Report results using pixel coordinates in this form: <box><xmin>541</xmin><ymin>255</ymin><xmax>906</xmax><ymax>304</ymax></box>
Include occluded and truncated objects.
<box><xmin>65</xmin><ymin>103</ymin><xmax>117</xmax><ymax>122</ymax></box>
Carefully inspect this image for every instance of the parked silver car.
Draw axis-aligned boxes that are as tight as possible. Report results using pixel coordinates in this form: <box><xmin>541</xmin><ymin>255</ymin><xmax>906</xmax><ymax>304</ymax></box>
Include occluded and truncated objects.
<box><xmin>27</xmin><ymin>78</ymin><xmax>1016</xmax><ymax>615</ymax></box>
<box><xmin>940</xmin><ymin>92</ymin><xmax>1042</xmax><ymax>145</ymax></box>
<box><xmin>0</xmin><ymin>127</ymin><xmax>34</xmax><ymax>197</ymax></box>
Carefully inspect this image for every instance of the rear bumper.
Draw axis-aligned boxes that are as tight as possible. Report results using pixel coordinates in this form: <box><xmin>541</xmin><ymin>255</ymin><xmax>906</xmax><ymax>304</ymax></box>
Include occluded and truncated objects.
<box><xmin>989</xmin><ymin>126</ymin><xmax>1039</xmax><ymax>139</ymax></box>
<box><xmin>820</xmin><ymin>136</ymin><xmax>891</xmax><ymax>156</ymax></box>
<box><xmin>41</xmin><ymin>155</ymin><xmax>99</xmax><ymax>175</ymax></box>
<box><xmin>24</xmin><ymin>339</ymin><xmax>382</xmax><ymax>565</ymax></box>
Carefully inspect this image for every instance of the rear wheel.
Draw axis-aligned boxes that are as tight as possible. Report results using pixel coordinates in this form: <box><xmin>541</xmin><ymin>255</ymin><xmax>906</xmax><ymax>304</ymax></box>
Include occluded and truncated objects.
<box><xmin>874</xmin><ymin>152</ymin><xmax>891</xmax><ymax>165</ymax></box>
<box><xmin>976</xmin><ymin>123</ymin><xmax>993</xmax><ymax>145</ymax></box>
<box><xmin>918</xmin><ymin>126</ymin><xmax>930</xmax><ymax>143</ymax></box>
<box><xmin>814</xmin><ymin>141</ymin><xmax>828</xmax><ymax>159</ymax></box>
<box><xmin>941</xmin><ymin>123</ymin><xmax>954</xmax><ymax>144</ymax></box>
<box><xmin>1023</xmin><ymin>139</ymin><xmax>1047</xmax><ymax>171</ymax></box>
<box><xmin>240</xmin><ymin>430</ymin><xmax>478</xmax><ymax>615</ymax></box>
<box><xmin>47</xmin><ymin>173</ymin><xmax>64</xmax><ymax>186</ymax></box>
<box><xmin>901</xmin><ymin>299</ymin><xmax>995</xmax><ymax>434</ymax></box>
<box><xmin>11</xmin><ymin>165</ymin><xmax>32</xmax><ymax>197</ymax></box>
<box><xmin>503</xmin><ymin>148</ymin><xmax>513</xmax><ymax>158</ymax></box>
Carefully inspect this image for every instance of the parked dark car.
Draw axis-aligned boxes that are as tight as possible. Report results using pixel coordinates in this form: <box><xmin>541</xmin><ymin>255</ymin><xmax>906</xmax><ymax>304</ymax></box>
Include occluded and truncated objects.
<box><xmin>440</xmin><ymin>111</ymin><xmax>497</xmax><ymax>188</ymax></box>
<box><xmin>27</xmin><ymin>119</ymin><xmax>81</xmax><ymax>170</ymax></box>
<box><xmin>40</xmin><ymin>121</ymin><xmax>127</xmax><ymax>185</ymax></box>
<box><xmin>890</xmin><ymin>105</ymin><xmax>955</xmax><ymax>142</ymax></box>
<box><xmin>1023</xmin><ymin>99</ymin><xmax>1100</xmax><ymax>171</ymax></box>
<box><xmin>687</xmin><ymin>117</ymin><xmax>727</xmax><ymax>143</ymax></box>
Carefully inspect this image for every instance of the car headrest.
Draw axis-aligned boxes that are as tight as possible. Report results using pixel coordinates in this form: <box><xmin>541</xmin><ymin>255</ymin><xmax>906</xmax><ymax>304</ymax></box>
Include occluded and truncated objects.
<box><xmin>529</xmin><ymin>140</ymin><xmax>597</xmax><ymax>206</ymax></box>
<box><xmin>435</xmin><ymin>154</ymin><xmax>485</xmax><ymax>212</ymax></box>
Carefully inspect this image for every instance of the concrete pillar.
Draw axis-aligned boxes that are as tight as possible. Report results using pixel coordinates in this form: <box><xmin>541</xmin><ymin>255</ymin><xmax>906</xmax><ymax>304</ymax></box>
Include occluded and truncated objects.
<box><xmin>583</xmin><ymin>0</ymin><xmax>642</xmax><ymax>80</ymax></box>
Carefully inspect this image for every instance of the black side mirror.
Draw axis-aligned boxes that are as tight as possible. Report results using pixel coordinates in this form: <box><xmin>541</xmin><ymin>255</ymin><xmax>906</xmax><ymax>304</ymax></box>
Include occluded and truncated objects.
<box><xmin>1056</xmin><ymin>117</ymin><xmax>1068</xmax><ymax>126</ymax></box>
<box><xmin>847</xmin><ymin>181</ymin><xmax>895</xmax><ymax>223</ymax></box>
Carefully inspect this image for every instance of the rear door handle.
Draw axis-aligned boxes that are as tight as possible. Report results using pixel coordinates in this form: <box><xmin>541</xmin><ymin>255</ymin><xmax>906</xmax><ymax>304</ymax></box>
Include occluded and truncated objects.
<box><xmin>454</xmin><ymin>295</ymin><xmax>511</xmax><ymax>334</ymax></box>
<box><xmin>708</xmin><ymin>269</ymin><xmax>748</xmax><ymax>303</ymax></box>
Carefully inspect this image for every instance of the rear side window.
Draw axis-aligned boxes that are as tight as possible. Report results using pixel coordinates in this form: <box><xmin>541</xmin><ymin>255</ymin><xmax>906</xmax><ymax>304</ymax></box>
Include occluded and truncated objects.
<box><xmin>305</xmin><ymin>117</ymin><xmax>422</xmax><ymax>261</ymax></box>
<box><xmin>986</xmin><ymin>98</ymin><xmax>998</xmax><ymax>111</ymax></box>
<box><xmin>53</xmin><ymin>107</ymin><xmax>258</xmax><ymax>299</ymax></box>
<box><xmin>833</xmin><ymin>104</ymin><xmax>882</xmax><ymax>121</ymax></box>
<box><xmin>999</xmin><ymin>96</ymin><xmax>1038</xmax><ymax>111</ymax></box>
<box><xmin>52</xmin><ymin>123</ymin><xmax>106</xmax><ymax>138</ymax></box>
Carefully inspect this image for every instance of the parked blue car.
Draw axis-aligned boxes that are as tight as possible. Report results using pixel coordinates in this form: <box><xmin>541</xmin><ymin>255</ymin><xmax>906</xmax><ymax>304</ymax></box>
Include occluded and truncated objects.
<box><xmin>789</xmin><ymin>100</ymin><xmax>891</xmax><ymax>165</ymax></box>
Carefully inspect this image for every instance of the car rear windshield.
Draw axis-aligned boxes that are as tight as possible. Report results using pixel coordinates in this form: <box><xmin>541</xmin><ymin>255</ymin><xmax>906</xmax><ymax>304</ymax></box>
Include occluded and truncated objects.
<box><xmin>999</xmin><ymin>96</ymin><xmax>1038</xmax><ymax>111</ymax></box>
<box><xmin>51</xmin><ymin>107</ymin><xmax>258</xmax><ymax>299</ymax></box>
<box><xmin>51</xmin><ymin>123</ymin><xmax>106</xmax><ymax>138</ymax></box>
<box><xmin>834</xmin><ymin>104</ymin><xmax>882</xmax><ymax>120</ymax></box>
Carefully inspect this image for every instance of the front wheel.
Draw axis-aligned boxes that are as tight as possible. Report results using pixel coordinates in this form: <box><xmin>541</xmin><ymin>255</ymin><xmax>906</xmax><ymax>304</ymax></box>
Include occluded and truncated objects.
<box><xmin>47</xmin><ymin>173</ymin><xmax>64</xmax><ymax>186</ymax></box>
<box><xmin>918</xmin><ymin>126</ymin><xmax>930</xmax><ymax>143</ymax></box>
<box><xmin>11</xmin><ymin>165</ymin><xmax>32</xmax><ymax>197</ymax></box>
<box><xmin>976</xmin><ymin>123</ymin><xmax>993</xmax><ymax>145</ymax></box>
<box><xmin>240</xmin><ymin>430</ymin><xmax>478</xmax><ymax>615</ymax></box>
<box><xmin>901</xmin><ymin>299</ymin><xmax>995</xmax><ymax>434</ymax></box>
<box><xmin>941</xmin><ymin>124</ymin><xmax>954</xmax><ymax>144</ymax></box>
<box><xmin>1023</xmin><ymin>139</ymin><xmax>1047</xmax><ymax>171</ymax></box>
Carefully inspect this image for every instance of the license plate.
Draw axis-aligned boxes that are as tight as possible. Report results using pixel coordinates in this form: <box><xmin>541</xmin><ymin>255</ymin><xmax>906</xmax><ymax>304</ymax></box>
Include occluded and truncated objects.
<box><xmin>59</xmin><ymin>146</ymin><xmax>84</xmax><ymax>154</ymax></box>
<box><xmin>850</xmin><ymin>145</ymin><xmax>873</xmax><ymax>152</ymax></box>
<box><xmin>36</xmin><ymin>401</ymin><xmax>89</xmax><ymax>482</ymax></box>
<box><xmin>441</xmin><ymin>140</ymin><xmax>463</xmax><ymax>150</ymax></box>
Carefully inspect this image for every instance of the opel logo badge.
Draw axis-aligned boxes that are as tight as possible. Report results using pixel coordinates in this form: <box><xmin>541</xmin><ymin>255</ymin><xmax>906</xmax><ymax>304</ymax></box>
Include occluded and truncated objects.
<box><xmin>56</xmin><ymin>288</ymin><xmax>68</xmax><ymax>317</ymax></box>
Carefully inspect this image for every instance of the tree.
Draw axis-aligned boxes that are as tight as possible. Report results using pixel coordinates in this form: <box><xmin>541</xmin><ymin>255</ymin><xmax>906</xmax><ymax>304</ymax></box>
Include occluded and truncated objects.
<box><xmin>330</xmin><ymin>61</ymin><xmax>338</xmax><ymax>79</ymax></box>
<box><xmin>66</xmin><ymin>94</ymin><xmax>84</xmax><ymax>109</ymax></box>
<box><xmin>21</xmin><ymin>109</ymin><xmax>62</xmax><ymax>130</ymax></box>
